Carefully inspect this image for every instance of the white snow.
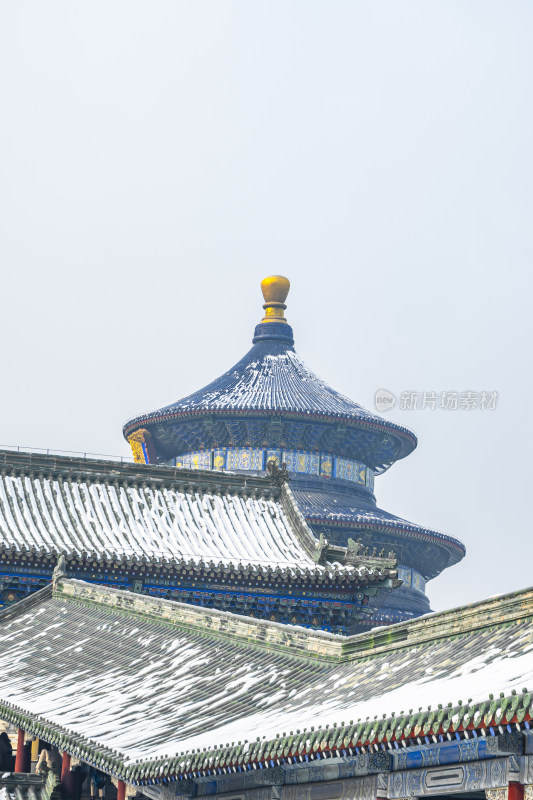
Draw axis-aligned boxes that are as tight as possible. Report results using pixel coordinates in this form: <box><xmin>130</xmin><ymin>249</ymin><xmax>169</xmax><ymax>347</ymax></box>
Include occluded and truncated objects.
<box><xmin>0</xmin><ymin>475</ymin><xmax>325</xmax><ymax>571</ymax></box>
<box><xmin>0</xmin><ymin>587</ymin><xmax>530</xmax><ymax>767</ymax></box>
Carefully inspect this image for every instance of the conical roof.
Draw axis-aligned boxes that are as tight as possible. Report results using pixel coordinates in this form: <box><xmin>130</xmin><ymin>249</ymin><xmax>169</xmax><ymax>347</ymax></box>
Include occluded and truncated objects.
<box><xmin>123</xmin><ymin>277</ymin><xmax>417</xmax><ymax>472</ymax></box>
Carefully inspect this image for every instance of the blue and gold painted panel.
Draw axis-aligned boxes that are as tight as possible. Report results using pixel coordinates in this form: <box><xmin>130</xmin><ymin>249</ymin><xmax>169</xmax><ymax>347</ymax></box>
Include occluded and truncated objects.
<box><xmin>284</xmin><ymin>451</ymin><xmax>319</xmax><ymax>475</ymax></box>
<box><xmin>266</xmin><ymin>449</ymin><xmax>282</xmax><ymax>467</ymax></box>
<box><xmin>335</xmin><ymin>457</ymin><xmax>367</xmax><ymax>485</ymax></box>
<box><xmin>227</xmin><ymin>448</ymin><xmax>264</xmax><ymax>471</ymax></box>
<box><xmin>320</xmin><ymin>454</ymin><xmax>333</xmax><ymax>478</ymax></box>
<box><xmin>412</xmin><ymin>570</ymin><xmax>426</xmax><ymax>593</ymax></box>
<box><xmin>397</xmin><ymin>567</ymin><xmax>412</xmax><ymax>588</ymax></box>
<box><xmin>335</xmin><ymin>457</ymin><xmax>354</xmax><ymax>482</ymax></box>
<box><xmin>169</xmin><ymin>448</ymin><xmax>375</xmax><ymax>488</ymax></box>
<box><xmin>213</xmin><ymin>449</ymin><xmax>227</xmax><ymax>471</ymax></box>
<box><xmin>192</xmin><ymin>451</ymin><xmax>211</xmax><ymax>469</ymax></box>
<box><xmin>397</xmin><ymin>566</ymin><xmax>426</xmax><ymax>593</ymax></box>
<box><xmin>178</xmin><ymin>451</ymin><xmax>212</xmax><ymax>469</ymax></box>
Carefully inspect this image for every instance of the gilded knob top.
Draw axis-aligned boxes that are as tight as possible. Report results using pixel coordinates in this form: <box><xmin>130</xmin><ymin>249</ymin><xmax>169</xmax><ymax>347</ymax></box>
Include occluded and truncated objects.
<box><xmin>260</xmin><ymin>275</ymin><xmax>290</xmax><ymax>306</ymax></box>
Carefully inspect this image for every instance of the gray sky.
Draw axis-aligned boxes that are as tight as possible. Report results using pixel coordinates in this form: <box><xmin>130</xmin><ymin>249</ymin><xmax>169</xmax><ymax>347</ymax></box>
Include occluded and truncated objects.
<box><xmin>1</xmin><ymin>1</ymin><xmax>531</xmax><ymax>612</ymax></box>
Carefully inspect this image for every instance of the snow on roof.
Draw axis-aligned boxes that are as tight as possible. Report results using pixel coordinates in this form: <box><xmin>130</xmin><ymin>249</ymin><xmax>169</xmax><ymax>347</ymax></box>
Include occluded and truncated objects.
<box><xmin>155</xmin><ymin>347</ymin><xmax>376</xmax><ymax>416</ymax></box>
<box><xmin>124</xmin><ymin>341</ymin><xmax>416</xmax><ymax>446</ymax></box>
<box><xmin>0</xmin><ymin>469</ymin><xmax>318</xmax><ymax>570</ymax></box>
<box><xmin>292</xmin><ymin>487</ymin><xmax>466</xmax><ymax>560</ymax></box>
<box><xmin>0</xmin><ymin>580</ymin><xmax>531</xmax><ymax>783</ymax></box>
<box><xmin>0</xmin><ymin>452</ymin><xmax>399</xmax><ymax>588</ymax></box>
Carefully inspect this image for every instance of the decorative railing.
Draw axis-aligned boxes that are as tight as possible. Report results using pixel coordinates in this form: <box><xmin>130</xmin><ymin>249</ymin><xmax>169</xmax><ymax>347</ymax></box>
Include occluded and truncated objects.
<box><xmin>0</xmin><ymin>444</ymin><xmax>133</xmax><ymax>463</ymax></box>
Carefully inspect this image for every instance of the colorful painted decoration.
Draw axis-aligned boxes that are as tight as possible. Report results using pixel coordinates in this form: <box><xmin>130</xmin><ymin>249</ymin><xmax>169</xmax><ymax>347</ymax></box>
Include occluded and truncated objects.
<box><xmin>169</xmin><ymin>447</ymin><xmax>373</xmax><ymax>486</ymax></box>
<box><xmin>127</xmin><ymin>428</ymin><xmax>156</xmax><ymax>464</ymax></box>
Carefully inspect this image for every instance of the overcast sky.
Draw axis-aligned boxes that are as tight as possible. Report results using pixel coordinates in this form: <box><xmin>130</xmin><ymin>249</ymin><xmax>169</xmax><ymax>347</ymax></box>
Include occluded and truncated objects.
<box><xmin>1</xmin><ymin>1</ymin><xmax>531</xmax><ymax>612</ymax></box>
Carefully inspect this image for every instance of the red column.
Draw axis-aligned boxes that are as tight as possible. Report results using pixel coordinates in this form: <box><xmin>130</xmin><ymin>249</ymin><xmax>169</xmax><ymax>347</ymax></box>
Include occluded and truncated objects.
<box><xmin>14</xmin><ymin>729</ymin><xmax>25</xmax><ymax>772</ymax></box>
<box><xmin>509</xmin><ymin>783</ymin><xmax>525</xmax><ymax>800</ymax></box>
<box><xmin>117</xmin><ymin>781</ymin><xmax>126</xmax><ymax>800</ymax></box>
<box><xmin>61</xmin><ymin>752</ymin><xmax>71</xmax><ymax>778</ymax></box>
<box><xmin>61</xmin><ymin>752</ymin><xmax>77</xmax><ymax>799</ymax></box>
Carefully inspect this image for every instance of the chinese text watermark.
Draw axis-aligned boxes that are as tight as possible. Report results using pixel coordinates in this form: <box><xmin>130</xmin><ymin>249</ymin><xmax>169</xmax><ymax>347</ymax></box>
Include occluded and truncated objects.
<box><xmin>374</xmin><ymin>389</ymin><xmax>499</xmax><ymax>412</ymax></box>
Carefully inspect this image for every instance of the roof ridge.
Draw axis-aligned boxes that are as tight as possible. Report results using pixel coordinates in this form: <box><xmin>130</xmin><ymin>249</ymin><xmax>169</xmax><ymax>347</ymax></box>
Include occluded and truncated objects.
<box><xmin>54</xmin><ymin>578</ymin><xmax>344</xmax><ymax>662</ymax></box>
<box><xmin>279</xmin><ymin>482</ymin><xmax>323</xmax><ymax>563</ymax></box>
<box><xmin>51</xmin><ymin>579</ymin><xmax>533</xmax><ymax>663</ymax></box>
<box><xmin>0</xmin><ymin>448</ymin><xmax>278</xmax><ymax>494</ymax></box>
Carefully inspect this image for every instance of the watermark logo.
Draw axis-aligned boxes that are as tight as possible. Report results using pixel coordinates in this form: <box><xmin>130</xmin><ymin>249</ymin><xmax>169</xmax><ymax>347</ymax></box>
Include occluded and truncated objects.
<box><xmin>375</xmin><ymin>388</ymin><xmax>397</xmax><ymax>411</ymax></box>
<box><xmin>374</xmin><ymin>390</ymin><xmax>498</xmax><ymax>412</ymax></box>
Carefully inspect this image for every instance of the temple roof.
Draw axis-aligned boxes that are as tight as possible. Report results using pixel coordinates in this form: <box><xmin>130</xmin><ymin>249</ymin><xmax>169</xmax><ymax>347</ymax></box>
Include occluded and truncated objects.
<box><xmin>0</xmin><ymin>467</ymin><xmax>304</xmax><ymax>568</ymax></box>
<box><xmin>119</xmin><ymin>277</ymin><xmax>465</xmax><ymax>601</ymax></box>
<box><xmin>0</xmin><ymin>578</ymin><xmax>530</xmax><ymax>784</ymax></box>
<box><xmin>292</xmin><ymin>487</ymin><xmax>466</xmax><ymax>576</ymax></box>
<box><xmin>0</xmin><ymin>449</ymin><xmax>396</xmax><ymax>583</ymax></box>
<box><xmin>125</xmin><ymin>341</ymin><xmax>412</xmax><ymax>430</ymax></box>
<box><xmin>123</xmin><ymin>277</ymin><xmax>417</xmax><ymax>472</ymax></box>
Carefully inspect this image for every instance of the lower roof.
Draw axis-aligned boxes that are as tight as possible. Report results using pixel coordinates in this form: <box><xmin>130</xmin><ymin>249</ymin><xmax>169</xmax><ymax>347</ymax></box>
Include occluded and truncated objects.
<box><xmin>0</xmin><ymin>578</ymin><xmax>531</xmax><ymax>785</ymax></box>
<box><xmin>292</xmin><ymin>487</ymin><xmax>466</xmax><ymax>573</ymax></box>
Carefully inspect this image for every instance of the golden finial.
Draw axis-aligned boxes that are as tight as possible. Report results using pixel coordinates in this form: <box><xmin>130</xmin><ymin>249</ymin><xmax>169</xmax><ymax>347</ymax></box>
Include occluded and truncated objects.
<box><xmin>260</xmin><ymin>275</ymin><xmax>290</xmax><ymax>323</ymax></box>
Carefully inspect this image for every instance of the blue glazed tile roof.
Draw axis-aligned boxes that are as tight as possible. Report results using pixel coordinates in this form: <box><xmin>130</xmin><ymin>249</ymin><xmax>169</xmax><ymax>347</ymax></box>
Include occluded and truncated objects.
<box><xmin>292</xmin><ymin>487</ymin><xmax>466</xmax><ymax>566</ymax></box>
<box><xmin>124</xmin><ymin>334</ymin><xmax>417</xmax><ymax>466</ymax></box>
<box><xmin>126</xmin><ymin>338</ymin><xmax>402</xmax><ymax>420</ymax></box>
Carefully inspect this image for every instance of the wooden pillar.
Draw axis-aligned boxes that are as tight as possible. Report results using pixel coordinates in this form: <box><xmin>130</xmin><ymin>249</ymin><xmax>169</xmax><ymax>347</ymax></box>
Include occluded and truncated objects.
<box><xmin>509</xmin><ymin>783</ymin><xmax>525</xmax><ymax>800</ymax></box>
<box><xmin>117</xmin><ymin>780</ymin><xmax>126</xmax><ymax>800</ymax></box>
<box><xmin>61</xmin><ymin>752</ymin><xmax>76</xmax><ymax>799</ymax></box>
<box><xmin>14</xmin><ymin>728</ymin><xmax>25</xmax><ymax>772</ymax></box>
<box><xmin>61</xmin><ymin>751</ymin><xmax>71</xmax><ymax>778</ymax></box>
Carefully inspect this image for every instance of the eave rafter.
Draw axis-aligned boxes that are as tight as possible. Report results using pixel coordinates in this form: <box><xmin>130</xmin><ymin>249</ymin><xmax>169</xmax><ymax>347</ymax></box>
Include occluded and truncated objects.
<box><xmin>0</xmin><ymin>688</ymin><xmax>529</xmax><ymax>785</ymax></box>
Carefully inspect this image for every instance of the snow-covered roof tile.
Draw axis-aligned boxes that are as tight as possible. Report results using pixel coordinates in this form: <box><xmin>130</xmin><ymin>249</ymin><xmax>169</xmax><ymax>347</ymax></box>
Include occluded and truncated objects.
<box><xmin>0</xmin><ymin>468</ymin><xmax>311</xmax><ymax>569</ymax></box>
<box><xmin>0</xmin><ymin>580</ymin><xmax>531</xmax><ymax>783</ymax></box>
<box><xmin>124</xmin><ymin>341</ymin><xmax>416</xmax><ymax>441</ymax></box>
<box><xmin>0</xmin><ymin>773</ymin><xmax>52</xmax><ymax>800</ymax></box>
<box><xmin>292</xmin><ymin>488</ymin><xmax>466</xmax><ymax>562</ymax></box>
<box><xmin>0</xmin><ymin>451</ymin><xmax>396</xmax><ymax>583</ymax></box>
